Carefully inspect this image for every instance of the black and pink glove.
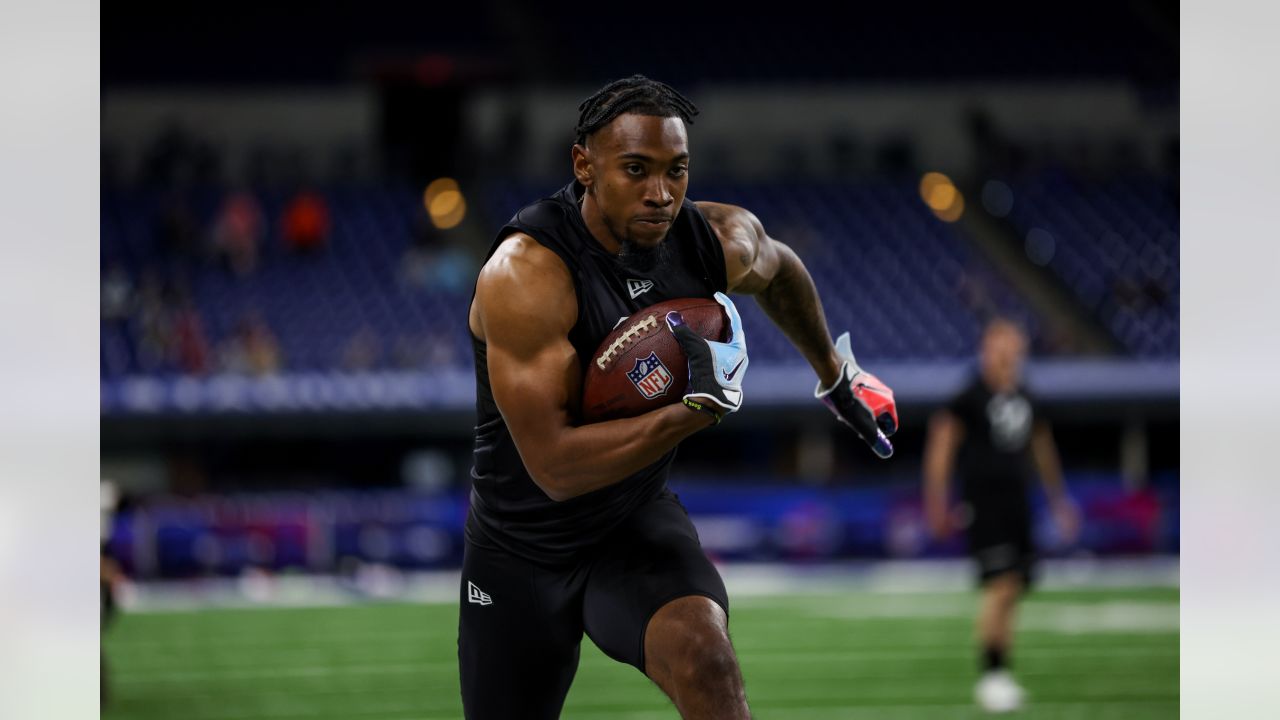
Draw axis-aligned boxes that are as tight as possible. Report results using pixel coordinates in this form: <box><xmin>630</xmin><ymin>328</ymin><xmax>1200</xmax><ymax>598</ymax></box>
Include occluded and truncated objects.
<box><xmin>815</xmin><ymin>332</ymin><xmax>898</xmax><ymax>459</ymax></box>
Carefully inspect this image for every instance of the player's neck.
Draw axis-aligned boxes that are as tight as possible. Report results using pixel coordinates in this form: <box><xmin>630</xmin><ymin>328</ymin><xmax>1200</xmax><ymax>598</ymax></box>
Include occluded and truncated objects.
<box><xmin>578</xmin><ymin>188</ymin><xmax>623</xmax><ymax>254</ymax></box>
<box><xmin>982</xmin><ymin>372</ymin><xmax>1017</xmax><ymax>394</ymax></box>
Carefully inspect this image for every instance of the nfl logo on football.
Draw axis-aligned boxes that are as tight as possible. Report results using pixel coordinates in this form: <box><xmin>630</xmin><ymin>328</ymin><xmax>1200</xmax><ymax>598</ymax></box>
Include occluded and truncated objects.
<box><xmin>627</xmin><ymin>352</ymin><xmax>673</xmax><ymax>399</ymax></box>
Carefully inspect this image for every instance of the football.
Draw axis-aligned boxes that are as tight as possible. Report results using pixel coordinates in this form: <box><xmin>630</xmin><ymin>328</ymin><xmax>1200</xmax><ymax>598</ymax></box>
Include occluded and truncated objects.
<box><xmin>581</xmin><ymin>297</ymin><xmax>729</xmax><ymax>423</ymax></box>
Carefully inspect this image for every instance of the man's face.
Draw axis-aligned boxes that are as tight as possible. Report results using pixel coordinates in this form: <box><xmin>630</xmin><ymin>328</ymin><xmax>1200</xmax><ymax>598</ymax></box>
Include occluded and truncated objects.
<box><xmin>574</xmin><ymin>113</ymin><xmax>690</xmax><ymax>251</ymax></box>
<box><xmin>980</xmin><ymin>322</ymin><xmax>1027</xmax><ymax>391</ymax></box>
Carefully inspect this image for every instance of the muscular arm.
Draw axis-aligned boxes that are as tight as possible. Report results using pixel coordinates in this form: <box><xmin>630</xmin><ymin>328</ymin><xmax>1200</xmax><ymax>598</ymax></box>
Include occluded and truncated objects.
<box><xmin>697</xmin><ymin>201</ymin><xmax>842</xmax><ymax>388</ymax></box>
<box><xmin>471</xmin><ymin>234</ymin><xmax>713</xmax><ymax>502</ymax></box>
<box><xmin>922</xmin><ymin>410</ymin><xmax>964</xmax><ymax>538</ymax></box>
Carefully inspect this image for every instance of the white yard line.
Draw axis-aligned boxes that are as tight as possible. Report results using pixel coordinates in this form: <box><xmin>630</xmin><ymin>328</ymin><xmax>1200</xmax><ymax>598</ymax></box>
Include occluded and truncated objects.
<box><xmin>116</xmin><ymin>557</ymin><xmax>1178</xmax><ymax>613</ymax></box>
<box><xmin>797</xmin><ymin>599</ymin><xmax>1179</xmax><ymax>633</ymax></box>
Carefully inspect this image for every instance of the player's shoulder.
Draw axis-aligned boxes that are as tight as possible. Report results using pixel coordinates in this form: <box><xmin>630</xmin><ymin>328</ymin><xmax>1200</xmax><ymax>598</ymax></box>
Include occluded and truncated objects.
<box><xmin>946</xmin><ymin>374</ymin><xmax>986</xmax><ymax>412</ymax></box>
<box><xmin>475</xmin><ymin>232</ymin><xmax>576</xmax><ymax>339</ymax></box>
<box><xmin>1016</xmin><ymin>383</ymin><xmax>1041</xmax><ymax>407</ymax></box>
<box><xmin>512</xmin><ymin>194</ymin><xmax>572</xmax><ymax>231</ymax></box>
<box><xmin>693</xmin><ymin>200</ymin><xmax>767</xmax><ymax>265</ymax></box>
<box><xmin>693</xmin><ymin>200</ymin><xmax>764</xmax><ymax>238</ymax></box>
<box><xmin>480</xmin><ymin>232</ymin><xmax>572</xmax><ymax>292</ymax></box>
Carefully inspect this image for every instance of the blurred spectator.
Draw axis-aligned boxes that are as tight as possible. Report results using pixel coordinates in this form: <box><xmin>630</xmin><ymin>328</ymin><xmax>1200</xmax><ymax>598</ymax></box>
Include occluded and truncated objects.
<box><xmin>390</xmin><ymin>331</ymin><xmax>458</xmax><ymax>370</ymax></box>
<box><xmin>139</xmin><ymin>121</ymin><xmax>221</xmax><ymax>188</ymax></box>
<box><xmin>133</xmin><ymin>273</ymin><xmax>173</xmax><ymax>372</ymax></box>
<box><xmin>155</xmin><ymin>191</ymin><xmax>201</xmax><ymax>260</ymax></box>
<box><xmin>171</xmin><ymin>289</ymin><xmax>212</xmax><ymax>376</ymax></box>
<box><xmin>211</xmin><ymin>190</ymin><xmax>264</xmax><ymax>277</ymax></box>
<box><xmin>129</xmin><ymin>276</ymin><xmax>213</xmax><ymax>375</ymax></box>
<box><xmin>966</xmin><ymin>108</ymin><xmax>1017</xmax><ymax>176</ymax></box>
<box><xmin>140</xmin><ymin>121</ymin><xmax>197</xmax><ymax>187</ymax></box>
<box><xmin>281</xmin><ymin>189</ymin><xmax>331</xmax><ymax>254</ymax></box>
<box><xmin>400</xmin><ymin>216</ymin><xmax>439</xmax><ymax>289</ymax></box>
<box><xmin>400</xmin><ymin>232</ymin><xmax>476</xmax><ymax>294</ymax></box>
<box><xmin>100</xmin><ymin>331</ymin><xmax>133</xmax><ymax>377</ymax></box>
<box><xmin>341</xmin><ymin>324</ymin><xmax>383</xmax><ymax>371</ymax></box>
<box><xmin>101</xmin><ymin>264</ymin><xmax>134</xmax><ymax>323</ymax></box>
<box><xmin>245</xmin><ymin>318</ymin><xmax>283</xmax><ymax>376</ymax></box>
<box><xmin>955</xmin><ymin>270</ymin><xmax>1001</xmax><ymax>321</ymax></box>
<box><xmin>429</xmin><ymin>243</ymin><xmax>476</xmax><ymax>294</ymax></box>
<box><xmin>220</xmin><ymin>312</ymin><xmax>284</xmax><ymax>375</ymax></box>
<box><xmin>391</xmin><ymin>334</ymin><xmax>431</xmax><ymax>370</ymax></box>
<box><xmin>400</xmin><ymin>234</ymin><xmax>434</xmax><ymax>289</ymax></box>
<box><xmin>425</xmin><ymin>331</ymin><xmax>458</xmax><ymax>367</ymax></box>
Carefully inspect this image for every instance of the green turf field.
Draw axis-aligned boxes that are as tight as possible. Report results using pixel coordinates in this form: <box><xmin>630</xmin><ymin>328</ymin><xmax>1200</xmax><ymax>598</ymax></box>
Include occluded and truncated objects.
<box><xmin>102</xmin><ymin>588</ymin><xmax>1177</xmax><ymax>719</ymax></box>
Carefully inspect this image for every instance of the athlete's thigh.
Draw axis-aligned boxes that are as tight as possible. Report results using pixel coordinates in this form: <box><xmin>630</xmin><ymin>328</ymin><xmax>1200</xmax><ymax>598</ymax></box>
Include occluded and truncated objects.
<box><xmin>458</xmin><ymin>539</ymin><xmax>585</xmax><ymax>720</ymax></box>
<box><xmin>582</xmin><ymin>492</ymin><xmax>728</xmax><ymax>670</ymax></box>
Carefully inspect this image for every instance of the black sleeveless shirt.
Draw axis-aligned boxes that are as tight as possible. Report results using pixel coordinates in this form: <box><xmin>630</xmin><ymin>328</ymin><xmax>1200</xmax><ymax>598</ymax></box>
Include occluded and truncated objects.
<box><xmin>947</xmin><ymin>374</ymin><xmax>1039</xmax><ymax>508</ymax></box>
<box><xmin>467</xmin><ymin>181</ymin><xmax>728</xmax><ymax>565</ymax></box>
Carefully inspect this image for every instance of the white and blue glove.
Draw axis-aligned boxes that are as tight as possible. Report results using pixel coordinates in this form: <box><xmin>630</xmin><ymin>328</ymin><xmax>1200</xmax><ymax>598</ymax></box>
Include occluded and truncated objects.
<box><xmin>665</xmin><ymin>292</ymin><xmax>748</xmax><ymax>424</ymax></box>
<box><xmin>816</xmin><ymin>332</ymin><xmax>899</xmax><ymax>458</ymax></box>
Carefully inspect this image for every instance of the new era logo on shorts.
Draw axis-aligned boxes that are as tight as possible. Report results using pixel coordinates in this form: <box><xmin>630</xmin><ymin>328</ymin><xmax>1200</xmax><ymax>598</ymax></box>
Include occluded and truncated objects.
<box><xmin>468</xmin><ymin>581</ymin><xmax>492</xmax><ymax>606</ymax></box>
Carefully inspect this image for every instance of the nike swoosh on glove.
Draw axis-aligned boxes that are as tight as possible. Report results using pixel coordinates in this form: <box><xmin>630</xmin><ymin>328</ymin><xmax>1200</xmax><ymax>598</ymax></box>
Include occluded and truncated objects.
<box><xmin>665</xmin><ymin>292</ymin><xmax>748</xmax><ymax>424</ymax></box>
<box><xmin>815</xmin><ymin>332</ymin><xmax>898</xmax><ymax>458</ymax></box>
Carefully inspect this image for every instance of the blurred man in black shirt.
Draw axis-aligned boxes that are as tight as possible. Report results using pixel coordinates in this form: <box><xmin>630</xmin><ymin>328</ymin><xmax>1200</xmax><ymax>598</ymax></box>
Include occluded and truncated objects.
<box><xmin>922</xmin><ymin>319</ymin><xmax>1078</xmax><ymax>713</ymax></box>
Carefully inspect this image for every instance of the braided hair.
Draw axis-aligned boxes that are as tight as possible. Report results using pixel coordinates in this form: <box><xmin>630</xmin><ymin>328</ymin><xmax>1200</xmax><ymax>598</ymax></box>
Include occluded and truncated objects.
<box><xmin>574</xmin><ymin>75</ymin><xmax>699</xmax><ymax>146</ymax></box>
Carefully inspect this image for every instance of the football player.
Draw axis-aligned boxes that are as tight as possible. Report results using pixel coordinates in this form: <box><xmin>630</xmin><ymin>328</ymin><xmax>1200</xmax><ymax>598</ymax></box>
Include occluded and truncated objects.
<box><xmin>461</xmin><ymin>75</ymin><xmax>898</xmax><ymax>719</ymax></box>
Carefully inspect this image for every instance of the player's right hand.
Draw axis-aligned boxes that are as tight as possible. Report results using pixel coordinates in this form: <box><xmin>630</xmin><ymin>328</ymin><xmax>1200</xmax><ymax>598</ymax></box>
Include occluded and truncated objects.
<box><xmin>666</xmin><ymin>292</ymin><xmax>748</xmax><ymax>423</ymax></box>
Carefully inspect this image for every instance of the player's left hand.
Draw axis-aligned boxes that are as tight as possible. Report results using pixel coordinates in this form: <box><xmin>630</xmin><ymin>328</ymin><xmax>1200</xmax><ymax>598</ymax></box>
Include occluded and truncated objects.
<box><xmin>925</xmin><ymin>501</ymin><xmax>953</xmax><ymax>540</ymax></box>
<box><xmin>1051</xmin><ymin>498</ymin><xmax>1081</xmax><ymax>545</ymax></box>
<box><xmin>815</xmin><ymin>332</ymin><xmax>898</xmax><ymax>459</ymax></box>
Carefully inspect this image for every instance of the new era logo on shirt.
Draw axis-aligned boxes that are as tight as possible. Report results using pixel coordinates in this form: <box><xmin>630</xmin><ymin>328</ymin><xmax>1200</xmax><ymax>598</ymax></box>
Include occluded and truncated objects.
<box><xmin>468</xmin><ymin>581</ymin><xmax>492</xmax><ymax>606</ymax></box>
<box><xmin>627</xmin><ymin>278</ymin><xmax>654</xmax><ymax>299</ymax></box>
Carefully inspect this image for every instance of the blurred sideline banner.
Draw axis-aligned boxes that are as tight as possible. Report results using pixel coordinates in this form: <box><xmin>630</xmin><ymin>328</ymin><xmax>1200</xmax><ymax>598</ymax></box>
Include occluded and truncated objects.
<box><xmin>107</xmin><ymin>473</ymin><xmax>1178</xmax><ymax>580</ymax></box>
<box><xmin>100</xmin><ymin>359</ymin><xmax>1178</xmax><ymax>415</ymax></box>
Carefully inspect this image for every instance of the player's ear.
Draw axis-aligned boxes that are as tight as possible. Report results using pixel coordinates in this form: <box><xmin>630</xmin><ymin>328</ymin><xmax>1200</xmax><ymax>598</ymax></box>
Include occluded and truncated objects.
<box><xmin>571</xmin><ymin>143</ymin><xmax>594</xmax><ymax>188</ymax></box>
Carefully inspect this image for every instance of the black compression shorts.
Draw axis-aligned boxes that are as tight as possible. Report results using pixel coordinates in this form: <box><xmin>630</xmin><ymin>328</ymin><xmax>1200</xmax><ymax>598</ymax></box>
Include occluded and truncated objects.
<box><xmin>457</xmin><ymin>490</ymin><xmax>728</xmax><ymax>720</ymax></box>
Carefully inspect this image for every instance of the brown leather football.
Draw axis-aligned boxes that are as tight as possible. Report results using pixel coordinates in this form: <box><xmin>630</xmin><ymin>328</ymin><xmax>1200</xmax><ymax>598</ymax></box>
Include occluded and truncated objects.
<box><xmin>580</xmin><ymin>297</ymin><xmax>729</xmax><ymax>423</ymax></box>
